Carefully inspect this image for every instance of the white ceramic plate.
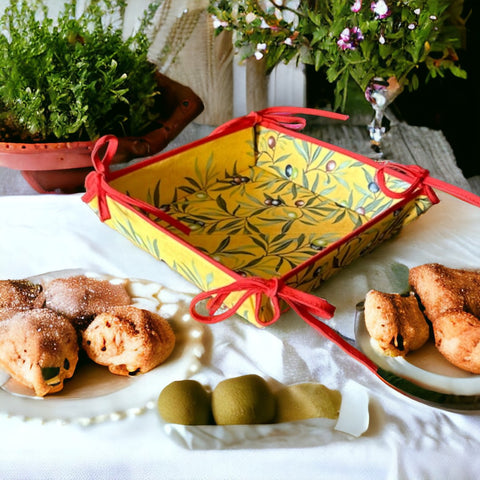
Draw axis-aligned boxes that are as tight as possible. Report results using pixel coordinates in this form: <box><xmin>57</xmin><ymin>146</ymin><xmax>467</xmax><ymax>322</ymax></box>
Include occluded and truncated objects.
<box><xmin>356</xmin><ymin>306</ymin><xmax>480</xmax><ymax>397</ymax></box>
<box><xmin>0</xmin><ymin>269</ymin><xmax>206</xmax><ymax>424</ymax></box>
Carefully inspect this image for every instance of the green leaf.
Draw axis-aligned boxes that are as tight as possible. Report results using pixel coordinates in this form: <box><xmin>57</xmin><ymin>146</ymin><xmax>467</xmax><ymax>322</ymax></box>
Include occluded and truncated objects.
<box><xmin>215</xmin><ymin>195</ymin><xmax>228</xmax><ymax>212</ymax></box>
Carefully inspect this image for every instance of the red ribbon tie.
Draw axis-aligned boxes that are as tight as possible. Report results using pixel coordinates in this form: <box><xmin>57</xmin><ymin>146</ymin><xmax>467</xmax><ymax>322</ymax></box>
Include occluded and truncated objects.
<box><xmin>82</xmin><ymin>135</ymin><xmax>191</xmax><ymax>234</ymax></box>
<box><xmin>189</xmin><ymin>277</ymin><xmax>336</xmax><ymax>326</ymax></box>
<box><xmin>376</xmin><ymin>162</ymin><xmax>439</xmax><ymax>204</ymax></box>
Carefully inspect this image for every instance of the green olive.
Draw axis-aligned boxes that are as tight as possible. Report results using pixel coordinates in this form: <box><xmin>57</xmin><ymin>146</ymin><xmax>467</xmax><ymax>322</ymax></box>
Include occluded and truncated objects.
<box><xmin>157</xmin><ymin>380</ymin><xmax>213</xmax><ymax>425</ymax></box>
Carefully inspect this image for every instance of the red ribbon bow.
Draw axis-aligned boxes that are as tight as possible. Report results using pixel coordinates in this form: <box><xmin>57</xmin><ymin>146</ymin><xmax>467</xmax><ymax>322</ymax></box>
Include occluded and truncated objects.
<box><xmin>82</xmin><ymin>135</ymin><xmax>191</xmax><ymax>235</ymax></box>
<box><xmin>376</xmin><ymin>162</ymin><xmax>439</xmax><ymax>204</ymax></box>
<box><xmin>209</xmin><ymin>106</ymin><xmax>349</xmax><ymax>138</ymax></box>
<box><xmin>189</xmin><ymin>276</ymin><xmax>336</xmax><ymax>326</ymax></box>
<box><xmin>189</xmin><ymin>277</ymin><xmax>382</xmax><ymax>375</ymax></box>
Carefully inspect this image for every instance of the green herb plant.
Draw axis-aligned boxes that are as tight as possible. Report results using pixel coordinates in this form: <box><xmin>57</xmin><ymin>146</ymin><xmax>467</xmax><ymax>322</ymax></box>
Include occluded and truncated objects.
<box><xmin>0</xmin><ymin>0</ymin><xmax>163</xmax><ymax>142</ymax></box>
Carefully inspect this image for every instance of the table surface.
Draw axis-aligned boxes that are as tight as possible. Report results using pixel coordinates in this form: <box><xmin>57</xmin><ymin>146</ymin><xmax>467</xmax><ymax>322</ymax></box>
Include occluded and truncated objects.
<box><xmin>1</xmin><ymin>120</ymin><xmax>480</xmax><ymax>480</ymax></box>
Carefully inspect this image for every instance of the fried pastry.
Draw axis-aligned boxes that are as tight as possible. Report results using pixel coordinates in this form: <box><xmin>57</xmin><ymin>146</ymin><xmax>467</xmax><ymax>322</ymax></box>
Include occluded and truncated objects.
<box><xmin>43</xmin><ymin>275</ymin><xmax>131</xmax><ymax>329</ymax></box>
<box><xmin>432</xmin><ymin>310</ymin><xmax>480</xmax><ymax>374</ymax></box>
<box><xmin>0</xmin><ymin>308</ymin><xmax>78</xmax><ymax>396</ymax></box>
<box><xmin>409</xmin><ymin>263</ymin><xmax>480</xmax><ymax>372</ymax></box>
<box><xmin>0</xmin><ymin>308</ymin><xmax>20</xmax><ymax>322</ymax></box>
<box><xmin>364</xmin><ymin>290</ymin><xmax>430</xmax><ymax>356</ymax></box>
<box><xmin>82</xmin><ymin>306</ymin><xmax>175</xmax><ymax>376</ymax></box>
<box><xmin>0</xmin><ymin>279</ymin><xmax>44</xmax><ymax>311</ymax></box>
<box><xmin>409</xmin><ymin>263</ymin><xmax>480</xmax><ymax>322</ymax></box>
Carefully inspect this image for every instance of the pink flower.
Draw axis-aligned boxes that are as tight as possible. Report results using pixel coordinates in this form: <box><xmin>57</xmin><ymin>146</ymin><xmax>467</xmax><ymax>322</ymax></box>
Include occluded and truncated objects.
<box><xmin>370</xmin><ymin>1</ymin><xmax>391</xmax><ymax>20</ymax></box>
<box><xmin>212</xmin><ymin>16</ymin><xmax>229</xmax><ymax>29</ymax></box>
<box><xmin>337</xmin><ymin>29</ymin><xmax>352</xmax><ymax>50</ymax></box>
<box><xmin>337</xmin><ymin>26</ymin><xmax>364</xmax><ymax>50</ymax></box>
<box><xmin>351</xmin><ymin>0</ymin><xmax>362</xmax><ymax>12</ymax></box>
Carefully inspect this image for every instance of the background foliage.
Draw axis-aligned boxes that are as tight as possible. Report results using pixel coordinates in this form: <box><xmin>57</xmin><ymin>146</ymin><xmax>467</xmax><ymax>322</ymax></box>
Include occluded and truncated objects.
<box><xmin>0</xmin><ymin>0</ymin><xmax>162</xmax><ymax>142</ymax></box>
<box><xmin>209</xmin><ymin>0</ymin><xmax>468</xmax><ymax>110</ymax></box>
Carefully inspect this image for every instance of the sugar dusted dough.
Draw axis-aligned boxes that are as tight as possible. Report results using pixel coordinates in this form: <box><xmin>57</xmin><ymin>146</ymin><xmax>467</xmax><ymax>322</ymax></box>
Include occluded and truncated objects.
<box><xmin>364</xmin><ymin>263</ymin><xmax>480</xmax><ymax>374</ymax></box>
<box><xmin>409</xmin><ymin>263</ymin><xmax>480</xmax><ymax>321</ymax></box>
<box><xmin>0</xmin><ymin>274</ymin><xmax>177</xmax><ymax>396</ymax></box>
<box><xmin>0</xmin><ymin>279</ymin><xmax>45</xmax><ymax>312</ymax></box>
<box><xmin>0</xmin><ymin>308</ymin><xmax>78</xmax><ymax>397</ymax></box>
<box><xmin>43</xmin><ymin>275</ymin><xmax>132</xmax><ymax>328</ymax></box>
<box><xmin>82</xmin><ymin>306</ymin><xmax>176</xmax><ymax>376</ymax></box>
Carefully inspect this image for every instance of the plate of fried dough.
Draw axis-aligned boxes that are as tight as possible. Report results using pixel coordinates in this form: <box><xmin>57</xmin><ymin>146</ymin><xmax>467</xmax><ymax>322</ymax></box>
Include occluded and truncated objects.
<box><xmin>357</xmin><ymin>263</ymin><xmax>480</xmax><ymax>408</ymax></box>
<box><xmin>0</xmin><ymin>269</ymin><xmax>206</xmax><ymax>424</ymax></box>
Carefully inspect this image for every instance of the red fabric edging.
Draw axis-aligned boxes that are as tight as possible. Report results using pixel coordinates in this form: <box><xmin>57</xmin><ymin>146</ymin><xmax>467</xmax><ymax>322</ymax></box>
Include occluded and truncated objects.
<box><xmin>82</xmin><ymin>135</ymin><xmax>191</xmax><ymax>235</ymax></box>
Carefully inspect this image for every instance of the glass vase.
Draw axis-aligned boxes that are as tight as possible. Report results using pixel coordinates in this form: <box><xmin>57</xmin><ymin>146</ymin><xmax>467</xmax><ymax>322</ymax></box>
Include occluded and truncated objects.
<box><xmin>365</xmin><ymin>76</ymin><xmax>403</xmax><ymax>159</ymax></box>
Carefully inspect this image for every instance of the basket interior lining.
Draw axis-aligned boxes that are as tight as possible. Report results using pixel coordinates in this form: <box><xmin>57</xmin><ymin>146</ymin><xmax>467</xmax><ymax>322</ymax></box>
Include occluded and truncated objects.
<box><xmin>142</xmin><ymin>165</ymin><xmax>370</xmax><ymax>278</ymax></box>
<box><xmin>110</xmin><ymin>127</ymin><xmax>414</xmax><ymax>279</ymax></box>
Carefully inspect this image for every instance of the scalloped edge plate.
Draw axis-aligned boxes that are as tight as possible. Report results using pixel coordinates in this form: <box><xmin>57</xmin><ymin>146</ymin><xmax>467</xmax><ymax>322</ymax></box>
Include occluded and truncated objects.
<box><xmin>0</xmin><ymin>269</ymin><xmax>206</xmax><ymax>425</ymax></box>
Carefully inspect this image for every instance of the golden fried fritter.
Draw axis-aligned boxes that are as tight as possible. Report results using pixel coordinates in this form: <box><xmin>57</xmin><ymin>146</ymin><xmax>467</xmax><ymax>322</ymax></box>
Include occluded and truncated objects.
<box><xmin>364</xmin><ymin>290</ymin><xmax>430</xmax><ymax>357</ymax></box>
<box><xmin>432</xmin><ymin>310</ymin><xmax>480</xmax><ymax>374</ymax></box>
<box><xmin>409</xmin><ymin>263</ymin><xmax>480</xmax><ymax>322</ymax></box>
<box><xmin>0</xmin><ymin>308</ymin><xmax>78</xmax><ymax>396</ymax></box>
<box><xmin>82</xmin><ymin>306</ymin><xmax>175</xmax><ymax>376</ymax></box>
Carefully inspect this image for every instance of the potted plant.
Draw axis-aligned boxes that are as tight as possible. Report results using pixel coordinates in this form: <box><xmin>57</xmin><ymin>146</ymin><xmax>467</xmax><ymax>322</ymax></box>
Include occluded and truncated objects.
<box><xmin>0</xmin><ymin>0</ymin><xmax>204</xmax><ymax>193</ymax></box>
<box><xmin>208</xmin><ymin>0</ymin><xmax>467</xmax><ymax>155</ymax></box>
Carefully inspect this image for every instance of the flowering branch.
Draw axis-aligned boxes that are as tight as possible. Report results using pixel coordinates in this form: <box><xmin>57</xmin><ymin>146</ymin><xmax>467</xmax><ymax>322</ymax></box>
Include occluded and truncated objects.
<box><xmin>209</xmin><ymin>0</ymin><xmax>467</xmax><ymax>111</ymax></box>
<box><xmin>266</xmin><ymin>0</ymin><xmax>307</xmax><ymax>18</ymax></box>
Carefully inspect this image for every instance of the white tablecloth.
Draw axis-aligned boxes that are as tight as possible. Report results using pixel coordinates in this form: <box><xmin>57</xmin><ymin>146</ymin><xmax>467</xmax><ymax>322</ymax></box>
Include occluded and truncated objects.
<box><xmin>1</xmin><ymin>181</ymin><xmax>480</xmax><ymax>479</ymax></box>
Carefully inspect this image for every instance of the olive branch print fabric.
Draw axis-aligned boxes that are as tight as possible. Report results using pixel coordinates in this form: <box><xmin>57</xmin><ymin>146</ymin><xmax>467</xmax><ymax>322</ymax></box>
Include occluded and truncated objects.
<box><xmin>90</xmin><ymin>124</ymin><xmax>433</xmax><ymax>324</ymax></box>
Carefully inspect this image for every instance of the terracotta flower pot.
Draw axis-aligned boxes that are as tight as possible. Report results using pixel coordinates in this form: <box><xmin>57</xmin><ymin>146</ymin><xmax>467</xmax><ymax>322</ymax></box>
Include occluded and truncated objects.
<box><xmin>0</xmin><ymin>72</ymin><xmax>204</xmax><ymax>193</ymax></box>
